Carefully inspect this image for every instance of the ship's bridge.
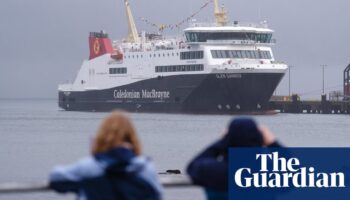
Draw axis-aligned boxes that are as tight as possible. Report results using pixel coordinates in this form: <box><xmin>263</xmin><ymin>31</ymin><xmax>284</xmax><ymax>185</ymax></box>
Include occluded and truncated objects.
<box><xmin>184</xmin><ymin>22</ymin><xmax>274</xmax><ymax>44</ymax></box>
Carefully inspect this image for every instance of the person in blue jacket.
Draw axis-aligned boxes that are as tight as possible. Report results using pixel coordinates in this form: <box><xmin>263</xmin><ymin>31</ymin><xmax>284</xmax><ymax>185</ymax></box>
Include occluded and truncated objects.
<box><xmin>49</xmin><ymin>111</ymin><xmax>163</xmax><ymax>200</ymax></box>
<box><xmin>187</xmin><ymin>118</ymin><xmax>282</xmax><ymax>200</ymax></box>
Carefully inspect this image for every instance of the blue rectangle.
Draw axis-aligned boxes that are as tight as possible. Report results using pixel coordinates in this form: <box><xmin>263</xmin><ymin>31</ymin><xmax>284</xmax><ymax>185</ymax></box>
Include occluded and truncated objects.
<box><xmin>229</xmin><ymin>148</ymin><xmax>350</xmax><ymax>200</ymax></box>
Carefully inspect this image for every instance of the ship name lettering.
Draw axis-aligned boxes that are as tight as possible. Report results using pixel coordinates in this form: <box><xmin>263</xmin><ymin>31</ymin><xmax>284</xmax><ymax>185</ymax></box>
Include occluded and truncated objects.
<box><xmin>113</xmin><ymin>89</ymin><xmax>170</xmax><ymax>99</ymax></box>
<box><xmin>142</xmin><ymin>89</ymin><xmax>170</xmax><ymax>99</ymax></box>
<box><xmin>216</xmin><ymin>74</ymin><xmax>242</xmax><ymax>79</ymax></box>
<box><xmin>113</xmin><ymin>90</ymin><xmax>140</xmax><ymax>99</ymax></box>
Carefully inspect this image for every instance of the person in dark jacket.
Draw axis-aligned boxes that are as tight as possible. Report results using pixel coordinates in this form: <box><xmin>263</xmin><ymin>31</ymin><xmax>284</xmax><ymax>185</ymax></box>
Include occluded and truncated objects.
<box><xmin>187</xmin><ymin>118</ymin><xmax>282</xmax><ymax>200</ymax></box>
<box><xmin>49</xmin><ymin>111</ymin><xmax>162</xmax><ymax>200</ymax></box>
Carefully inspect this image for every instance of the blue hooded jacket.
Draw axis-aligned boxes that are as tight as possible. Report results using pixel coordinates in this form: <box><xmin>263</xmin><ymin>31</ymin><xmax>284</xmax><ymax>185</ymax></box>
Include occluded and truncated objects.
<box><xmin>187</xmin><ymin>118</ymin><xmax>282</xmax><ymax>200</ymax></box>
<box><xmin>49</xmin><ymin>147</ymin><xmax>162</xmax><ymax>200</ymax></box>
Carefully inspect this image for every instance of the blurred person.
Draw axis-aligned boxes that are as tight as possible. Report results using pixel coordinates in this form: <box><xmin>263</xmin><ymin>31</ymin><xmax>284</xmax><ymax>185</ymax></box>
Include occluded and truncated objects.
<box><xmin>187</xmin><ymin>118</ymin><xmax>282</xmax><ymax>200</ymax></box>
<box><xmin>49</xmin><ymin>111</ymin><xmax>162</xmax><ymax>200</ymax></box>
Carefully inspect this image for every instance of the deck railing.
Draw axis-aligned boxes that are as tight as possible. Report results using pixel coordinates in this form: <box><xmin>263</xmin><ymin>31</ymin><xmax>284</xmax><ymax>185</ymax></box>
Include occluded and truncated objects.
<box><xmin>0</xmin><ymin>174</ymin><xmax>194</xmax><ymax>194</ymax></box>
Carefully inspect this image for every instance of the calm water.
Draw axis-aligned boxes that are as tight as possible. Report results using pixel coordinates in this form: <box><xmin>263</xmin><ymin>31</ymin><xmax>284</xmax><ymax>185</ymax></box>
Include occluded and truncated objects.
<box><xmin>0</xmin><ymin>99</ymin><xmax>349</xmax><ymax>200</ymax></box>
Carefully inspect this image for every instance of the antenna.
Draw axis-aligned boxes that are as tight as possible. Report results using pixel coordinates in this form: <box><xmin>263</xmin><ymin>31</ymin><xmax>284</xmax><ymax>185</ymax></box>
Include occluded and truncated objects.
<box><xmin>213</xmin><ymin>0</ymin><xmax>228</xmax><ymax>26</ymax></box>
<box><xmin>124</xmin><ymin>0</ymin><xmax>140</xmax><ymax>43</ymax></box>
<box><xmin>258</xmin><ymin>0</ymin><xmax>262</xmax><ymax>21</ymax></box>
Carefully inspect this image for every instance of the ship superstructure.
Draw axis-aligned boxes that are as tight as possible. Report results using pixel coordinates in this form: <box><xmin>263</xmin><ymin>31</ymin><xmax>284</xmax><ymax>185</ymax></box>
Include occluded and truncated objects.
<box><xmin>58</xmin><ymin>0</ymin><xmax>288</xmax><ymax>113</ymax></box>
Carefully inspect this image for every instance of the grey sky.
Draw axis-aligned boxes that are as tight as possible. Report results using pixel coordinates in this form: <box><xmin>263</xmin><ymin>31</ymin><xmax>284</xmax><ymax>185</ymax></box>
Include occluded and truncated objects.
<box><xmin>0</xmin><ymin>0</ymin><xmax>349</xmax><ymax>99</ymax></box>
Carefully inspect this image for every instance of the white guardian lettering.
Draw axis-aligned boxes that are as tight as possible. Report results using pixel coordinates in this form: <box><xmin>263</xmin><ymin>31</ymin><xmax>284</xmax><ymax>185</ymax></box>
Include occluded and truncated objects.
<box><xmin>234</xmin><ymin>152</ymin><xmax>345</xmax><ymax>188</ymax></box>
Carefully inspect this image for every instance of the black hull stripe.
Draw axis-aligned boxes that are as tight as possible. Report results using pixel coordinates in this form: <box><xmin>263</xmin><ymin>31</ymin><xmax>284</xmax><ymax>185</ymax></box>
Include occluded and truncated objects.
<box><xmin>59</xmin><ymin>73</ymin><xmax>285</xmax><ymax>114</ymax></box>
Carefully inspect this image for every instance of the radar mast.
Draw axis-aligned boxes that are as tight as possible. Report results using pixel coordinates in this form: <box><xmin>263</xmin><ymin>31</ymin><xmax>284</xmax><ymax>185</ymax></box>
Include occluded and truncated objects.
<box><xmin>214</xmin><ymin>0</ymin><xmax>228</xmax><ymax>26</ymax></box>
<box><xmin>124</xmin><ymin>0</ymin><xmax>140</xmax><ymax>43</ymax></box>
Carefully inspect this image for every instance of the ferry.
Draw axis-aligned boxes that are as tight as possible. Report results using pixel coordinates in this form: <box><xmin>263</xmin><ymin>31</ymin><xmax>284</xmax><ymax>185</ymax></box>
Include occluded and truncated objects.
<box><xmin>58</xmin><ymin>0</ymin><xmax>288</xmax><ymax>114</ymax></box>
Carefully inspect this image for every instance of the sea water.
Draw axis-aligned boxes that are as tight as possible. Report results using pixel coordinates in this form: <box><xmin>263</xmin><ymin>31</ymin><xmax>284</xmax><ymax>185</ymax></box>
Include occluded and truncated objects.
<box><xmin>0</xmin><ymin>99</ymin><xmax>349</xmax><ymax>200</ymax></box>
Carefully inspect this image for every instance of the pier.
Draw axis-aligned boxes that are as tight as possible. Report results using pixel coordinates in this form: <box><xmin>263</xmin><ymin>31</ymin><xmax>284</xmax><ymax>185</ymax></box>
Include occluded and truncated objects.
<box><xmin>269</xmin><ymin>94</ymin><xmax>350</xmax><ymax>114</ymax></box>
<box><xmin>269</xmin><ymin>63</ymin><xmax>350</xmax><ymax>114</ymax></box>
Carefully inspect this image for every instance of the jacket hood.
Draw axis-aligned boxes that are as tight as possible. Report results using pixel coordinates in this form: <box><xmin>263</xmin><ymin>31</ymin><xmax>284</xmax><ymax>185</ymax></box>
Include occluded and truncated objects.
<box><xmin>94</xmin><ymin>147</ymin><xmax>143</xmax><ymax>174</ymax></box>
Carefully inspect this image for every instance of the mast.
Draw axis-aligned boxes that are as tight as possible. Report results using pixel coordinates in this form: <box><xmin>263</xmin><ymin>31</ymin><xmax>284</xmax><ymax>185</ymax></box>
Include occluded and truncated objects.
<box><xmin>213</xmin><ymin>0</ymin><xmax>228</xmax><ymax>26</ymax></box>
<box><xmin>124</xmin><ymin>0</ymin><xmax>140</xmax><ymax>43</ymax></box>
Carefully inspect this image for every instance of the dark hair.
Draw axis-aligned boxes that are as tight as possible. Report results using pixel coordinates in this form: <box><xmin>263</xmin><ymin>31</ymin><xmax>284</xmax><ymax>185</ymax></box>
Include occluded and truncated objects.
<box><xmin>225</xmin><ymin>118</ymin><xmax>264</xmax><ymax>147</ymax></box>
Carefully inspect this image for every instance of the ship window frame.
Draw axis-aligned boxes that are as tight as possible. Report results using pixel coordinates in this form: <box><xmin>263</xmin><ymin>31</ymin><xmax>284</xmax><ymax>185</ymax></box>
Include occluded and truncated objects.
<box><xmin>261</xmin><ymin>51</ymin><xmax>267</xmax><ymax>59</ymax></box>
<box><xmin>210</xmin><ymin>50</ymin><xmax>273</xmax><ymax>60</ymax></box>
<box><xmin>185</xmin><ymin>31</ymin><xmax>273</xmax><ymax>43</ymax></box>
<box><xmin>254</xmin><ymin>51</ymin><xmax>260</xmax><ymax>59</ymax></box>
<box><xmin>243</xmin><ymin>51</ymin><xmax>249</xmax><ymax>59</ymax></box>
<box><xmin>218</xmin><ymin>50</ymin><xmax>224</xmax><ymax>58</ymax></box>
<box><xmin>267</xmin><ymin>51</ymin><xmax>272</xmax><ymax>59</ymax></box>
<box><xmin>228</xmin><ymin>50</ymin><xmax>234</xmax><ymax>58</ymax></box>
<box><xmin>224</xmin><ymin>50</ymin><xmax>230</xmax><ymax>58</ymax></box>
<box><xmin>250</xmin><ymin>51</ymin><xmax>256</xmax><ymax>59</ymax></box>
<box><xmin>232</xmin><ymin>50</ymin><xmax>238</xmax><ymax>58</ymax></box>
<box><xmin>237</xmin><ymin>51</ymin><xmax>243</xmax><ymax>58</ymax></box>
<box><xmin>248</xmin><ymin>51</ymin><xmax>254</xmax><ymax>59</ymax></box>
<box><xmin>180</xmin><ymin>51</ymin><xmax>204</xmax><ymax>60</ymax></box>
<box><xmin>211</xmin><ymin>50</ymin><xmax>218</xmax><ymax>58</ymax></box>
<box><xmin>155</xmin><ymin>64</ymin><xmax>204</xmax><ymax>73</ymax></box>
<box><xmin>109</xmin><ymin>67</ymin><xmax>127</xmax><ymax>75</ymax></box>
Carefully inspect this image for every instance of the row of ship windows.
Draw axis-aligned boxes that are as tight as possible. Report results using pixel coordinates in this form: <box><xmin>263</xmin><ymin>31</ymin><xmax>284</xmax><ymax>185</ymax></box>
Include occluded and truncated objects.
<box><xmin>109</xmin><ymin>65</ymin><xmax>204</xmax><ymax>74</ymax></box>
<box><xmin>211</xmin><ymin>50</ymin><xmax>272</xmax><ymax>59</ymax></box>
<box><xmin>155</xmin><ymin>64</ymin><xmax>204</xmax><ymax>73</ymax></box>
<box><xmin>180</xmin><ymin>51</ymin><xmax>204</xmax><ymax>60</ymax></box>
<box><xmin>123</xmin><ymin>51</ymin><xmax>204</xmax><ymax>60</ymax></box>
<box><xmin>125</xmin><ymin>52</ymin><xmax>179</xmax><ymax>59</ymax></box>
<box><xmin>122</xmin><ymin>50</ymin><xmax>270</xmax><ymax>60</ymax></box>
<box><xmin>109</xmin><ymin>68</ymin><xmax>127</xmax><ymax>74</ymax></box>
<box><xmin>185</xmin><ymin>32</ymin><xmax>273</xmax><ymax>43</ymax></box>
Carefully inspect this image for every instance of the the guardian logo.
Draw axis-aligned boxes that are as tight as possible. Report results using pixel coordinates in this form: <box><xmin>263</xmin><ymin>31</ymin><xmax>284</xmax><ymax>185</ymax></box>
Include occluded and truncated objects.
<box><xmin>234</xmin><ymin>152</ymin><xmax>346</xmax><ymax>188</ymax></box>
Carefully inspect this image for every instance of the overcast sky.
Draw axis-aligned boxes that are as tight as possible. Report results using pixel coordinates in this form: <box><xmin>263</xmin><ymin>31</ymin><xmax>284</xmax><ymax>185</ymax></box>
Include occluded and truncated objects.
<box><xmin>0</xmin><ymin>0</ymin><xmax>349</xmax><ymax>99</ymax></box>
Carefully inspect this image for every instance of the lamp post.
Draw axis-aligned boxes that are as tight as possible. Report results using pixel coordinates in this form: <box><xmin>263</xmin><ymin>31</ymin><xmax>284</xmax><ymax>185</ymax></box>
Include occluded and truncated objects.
<box><xmin>321</xmin><ymin>64</ymin><xmax>327</xmax><ymax>94</ymax></box>
<box><xmin>288</xmin><ymin>66</ymin><xmax>293</xmax><ymax>97</ymax></box>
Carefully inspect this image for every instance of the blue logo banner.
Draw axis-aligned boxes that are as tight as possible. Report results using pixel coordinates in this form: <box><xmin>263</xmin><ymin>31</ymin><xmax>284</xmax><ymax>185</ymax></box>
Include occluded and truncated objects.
<box><xmin>229</xmin><ymin>148</ymin><xmax>350</xmax><ymax>200</ymax></box>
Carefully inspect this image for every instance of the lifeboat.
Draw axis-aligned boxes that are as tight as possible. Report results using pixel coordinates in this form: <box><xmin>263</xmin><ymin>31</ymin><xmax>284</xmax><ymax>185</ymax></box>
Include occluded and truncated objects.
<box><xmin>111</xmin><ymin>49</ymin><xmax>124</xmax><ymax>60</ymax></box>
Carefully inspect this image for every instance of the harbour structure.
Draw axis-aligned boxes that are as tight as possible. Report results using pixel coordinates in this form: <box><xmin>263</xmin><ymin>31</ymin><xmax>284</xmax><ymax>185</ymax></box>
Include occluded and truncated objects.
<box><xmin>344</xmin><ymin>63</ymin><xmax>350</xmax><ymax>100</ymax></box>
<box><xmin>269</xmin><ymin>64</ymin><xmax>350</xmax><ymax>114</ymax></box>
